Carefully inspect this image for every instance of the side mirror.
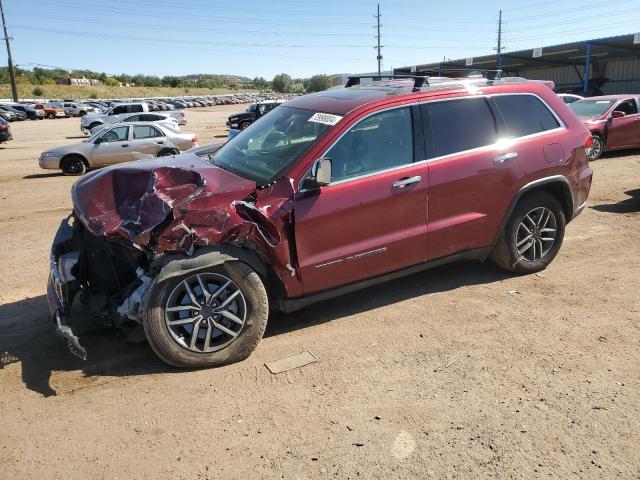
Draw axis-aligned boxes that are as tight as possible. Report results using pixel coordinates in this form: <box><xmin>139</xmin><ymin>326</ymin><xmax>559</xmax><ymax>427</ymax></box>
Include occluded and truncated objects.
<box><xmin>302</xmin><ymin>158</ymin><xmax>332</xmax><ymax>190</ymax></box>
<box><xmin>611</xmin><ymin>110</ymin><xmax>626</xmax><ymax>119</ymax></box>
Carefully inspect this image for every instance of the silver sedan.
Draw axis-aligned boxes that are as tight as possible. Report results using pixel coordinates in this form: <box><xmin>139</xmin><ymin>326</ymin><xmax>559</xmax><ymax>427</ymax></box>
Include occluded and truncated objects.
<box><xmin>39</xmin><ymin>122</ymin><xmax>198</xmax><ymax>175</ymax></box>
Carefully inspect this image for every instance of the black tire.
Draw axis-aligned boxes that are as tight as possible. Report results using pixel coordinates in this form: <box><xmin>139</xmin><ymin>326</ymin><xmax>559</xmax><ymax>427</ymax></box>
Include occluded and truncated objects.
<box><xmin>144</xmin><ymin>261</ymin><xmax>269</xmax><ymax>368</ymax></box>
<box><xmin>60</xmin><ymin>155</ymin><xmax>87</xmax><ymax>176</ymax></box>
<box><xmin>491</xmin><ymin>192</ymin><xmax>566</xmax><ymax>274</ymax></box>
<box><xmin>47</xmin><ymin>113</ymin><xmax>55</xmax><ymax>119</ymax></box>
<box><xmin>79</xmin><ymin>110</ymin><xmax>87</xmax><ymax>117</ymax></box>
<box><xmin>240</xmin><ymin>121</ymin><xmax>251</xmax><ymax>130</ymax></box>
<box><xmin>157</xmin><ymin>148</ymin><xmax>179</xmax><ymax>157</ymax></box>
<box><xmin>588</xmin><ymin>134</ymin><xmax>604</xmax><ymax>161</ymax></box>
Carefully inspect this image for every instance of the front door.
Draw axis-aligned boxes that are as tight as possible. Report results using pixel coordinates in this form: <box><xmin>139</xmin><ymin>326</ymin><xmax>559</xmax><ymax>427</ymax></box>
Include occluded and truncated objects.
<box><xmin>294</xmin><ymin>105</ymin><xmax>429</xmax><ymax>295</ymax></box>
<box><xmin>606</xmin><ymin>99</ymin><xmax>640</xmax><ymax>149</ymax></box>
<box><xmin>90</xmin><ymin>126</ymin><xmax>132</xmax><ymax>166</ymax></box>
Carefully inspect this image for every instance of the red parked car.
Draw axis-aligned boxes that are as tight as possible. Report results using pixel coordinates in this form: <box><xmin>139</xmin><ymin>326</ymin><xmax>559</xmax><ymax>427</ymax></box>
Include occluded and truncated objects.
<box><xmin>48</xmin><ymin>75</ymin><xmax>593</xmax><ymax>367</ymax></box>
<box><xmin>569</xmin><ymin>95</ymin><xmax>640</xmax><ymax>160</ymax></box>
<box><xmin>33</xmin><ymin>102</ymin><xmax>66</xmax><ymax>119</ymax></box>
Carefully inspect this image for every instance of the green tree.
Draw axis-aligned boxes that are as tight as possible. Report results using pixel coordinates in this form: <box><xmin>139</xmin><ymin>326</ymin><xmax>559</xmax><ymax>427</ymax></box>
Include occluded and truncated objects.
<box><xmin>272</xmin><ymin>73</ymin><xmax>292</xmax><ymax>93</ymax></box>
<box><xmin>105</xmin><ymin>77</ymin><xmax>120</xmax><ymax>87</ymax></box>
<box><xmin>32</xmin><ymin>87</ymin><xmax>43</xmax><ymax>97</ymax></box>
<box><xmin>305</xmin><ymin>74</ymin><xmax>332</xmax><ymax>93</ymax></box>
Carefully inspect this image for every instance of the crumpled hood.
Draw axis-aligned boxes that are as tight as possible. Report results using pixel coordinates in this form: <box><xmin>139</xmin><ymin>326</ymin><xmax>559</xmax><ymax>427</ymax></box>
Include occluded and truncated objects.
<box><xmin>72</xmin><ymin>154</ymin><xmax>257</xmax><ymax>248</ymax></box>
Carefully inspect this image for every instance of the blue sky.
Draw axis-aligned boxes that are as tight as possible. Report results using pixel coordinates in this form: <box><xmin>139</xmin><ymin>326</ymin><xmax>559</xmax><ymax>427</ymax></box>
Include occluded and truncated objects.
<box><xmin>4</xmin><ymin>0</ymin><xmax>640</xmax><ymax>79</ymax></box>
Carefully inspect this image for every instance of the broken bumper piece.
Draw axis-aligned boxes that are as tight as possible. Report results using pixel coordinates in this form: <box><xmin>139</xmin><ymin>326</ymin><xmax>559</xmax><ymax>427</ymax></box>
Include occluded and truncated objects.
<box><xmin>47</xmin><ymin>216</ymin><xmax>87</xmax><ymax>360</ymax></box>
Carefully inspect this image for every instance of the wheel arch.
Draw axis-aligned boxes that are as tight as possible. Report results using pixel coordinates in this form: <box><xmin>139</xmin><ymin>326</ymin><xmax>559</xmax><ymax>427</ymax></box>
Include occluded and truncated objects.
<box><xmin>492</xmin><ymin>176</ymin><xmax>574</xmax><ymax>249</ymax></box>
<box><xmin>152</xmin><ymin>244</ymin><xmax>285</xmax><ymax>300</ymax></box>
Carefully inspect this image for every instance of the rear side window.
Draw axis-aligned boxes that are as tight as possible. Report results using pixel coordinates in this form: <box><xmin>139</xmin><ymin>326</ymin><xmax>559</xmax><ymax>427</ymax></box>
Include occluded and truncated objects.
<box><xmin>130</xmin><ymin>104</ymin><xmax>144</xmax><ymax>113</ymax></box>
<box><xmin>133</xmin><ymin>125</ymin><xmax>163</xmax><ymax>139</ymax></box>
<box><xmin>423</xmin><ymin>97</ymin><xmax>497</xmax><ymax>158</ymax></box>
<box><xmin>111</xmin><ymin>105</ymin><xmax>126</xmax><ymax>115</ymax></box>
<box><xmin>493</xmin><ymin>95</ymin><xmax>560</xmax><ymax>137</ymax></box>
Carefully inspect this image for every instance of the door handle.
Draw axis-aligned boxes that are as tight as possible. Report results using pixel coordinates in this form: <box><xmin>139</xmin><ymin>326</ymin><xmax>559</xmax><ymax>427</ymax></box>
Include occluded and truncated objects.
<box><xmin>121</xmin><ymin>144</ymin><xmax>129</xmax><ymax>147</ymax></box>
<box><xmin>392</xmin><ymin>176</ymin><xmax>421</xmax><ymax>188</ymax></box>
<box><xmin>494</xmin><ymin>152</ymin><xmax>518</xmax><ymax>164</ymax></box>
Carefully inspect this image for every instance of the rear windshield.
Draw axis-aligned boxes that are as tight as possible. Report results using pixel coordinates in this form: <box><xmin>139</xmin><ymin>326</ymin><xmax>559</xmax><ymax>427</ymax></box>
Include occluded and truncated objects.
<box><xmin>569</xmin><ymin>99</ymin><xmax>615</xmax><ymax>117</ymax></box>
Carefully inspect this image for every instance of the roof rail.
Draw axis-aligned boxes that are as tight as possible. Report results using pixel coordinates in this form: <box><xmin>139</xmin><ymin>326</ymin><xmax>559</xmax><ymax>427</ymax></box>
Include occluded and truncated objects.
<box><xmin>345</xmin><ymin>75</ymin><xmax>429</xmax><ymax>92</ymax></box>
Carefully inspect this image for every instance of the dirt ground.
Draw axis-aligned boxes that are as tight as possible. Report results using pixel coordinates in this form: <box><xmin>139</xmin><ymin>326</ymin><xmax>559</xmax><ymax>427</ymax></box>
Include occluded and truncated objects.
<box><xmin>0</xmin><ymin>107</ymin><xmax>639</xmax><ymax>479</ymax></box>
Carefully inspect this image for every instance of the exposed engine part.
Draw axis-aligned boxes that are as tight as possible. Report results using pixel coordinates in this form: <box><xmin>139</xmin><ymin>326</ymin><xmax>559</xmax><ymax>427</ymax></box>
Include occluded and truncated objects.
<box><xmin>116</xmin><ymin>268</ymin><xmax>152</xmax><ymax>323</ymax></box>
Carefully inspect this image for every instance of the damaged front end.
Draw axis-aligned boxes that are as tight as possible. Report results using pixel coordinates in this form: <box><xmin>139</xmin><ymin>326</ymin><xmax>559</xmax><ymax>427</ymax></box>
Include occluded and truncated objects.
<box><xmin>48</xmin><ymin>154</ymin><xmax>298</xmax><ymax>359</ymax></box>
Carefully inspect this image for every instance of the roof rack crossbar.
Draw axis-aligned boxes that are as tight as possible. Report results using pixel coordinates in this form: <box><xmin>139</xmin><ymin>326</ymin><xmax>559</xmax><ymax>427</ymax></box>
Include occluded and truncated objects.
<box><xmin>345</xmin><ymin>75</ymin><xmax>430</xmax><ymax>91</ymax></box>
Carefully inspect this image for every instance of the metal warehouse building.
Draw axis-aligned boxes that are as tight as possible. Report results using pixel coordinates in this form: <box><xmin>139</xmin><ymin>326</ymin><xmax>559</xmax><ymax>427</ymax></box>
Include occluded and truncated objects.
<box><xmin>394</xmin><ymin>33</ymin><xmax>640</xmax><ymax>96</ymax></box>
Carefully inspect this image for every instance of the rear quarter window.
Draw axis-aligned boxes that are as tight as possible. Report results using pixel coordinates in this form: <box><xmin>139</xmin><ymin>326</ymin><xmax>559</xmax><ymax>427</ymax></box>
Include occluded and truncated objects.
<box><xmin>493</xmin><ymin>95</ymin><xmax>560</xmax><ymax>138</ymax></box>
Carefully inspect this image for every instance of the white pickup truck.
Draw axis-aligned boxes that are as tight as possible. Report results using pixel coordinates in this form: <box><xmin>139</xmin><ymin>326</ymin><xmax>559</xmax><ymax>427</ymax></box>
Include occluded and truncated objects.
<box><xmin>80</xmin><ymin>102</ymin><xmax>185</xmax><ymax>134</ymax></box>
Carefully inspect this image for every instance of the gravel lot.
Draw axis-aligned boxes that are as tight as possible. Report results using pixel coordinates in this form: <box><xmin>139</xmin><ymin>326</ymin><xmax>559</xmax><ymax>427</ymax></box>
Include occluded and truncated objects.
<box><xmin>1</xmin><ymin>107</ymin><xmax>639</xmax><ymax>479</ymax></box>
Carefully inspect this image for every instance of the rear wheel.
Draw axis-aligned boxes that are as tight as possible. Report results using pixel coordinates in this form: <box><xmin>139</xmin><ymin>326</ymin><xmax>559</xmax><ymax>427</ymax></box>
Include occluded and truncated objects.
<box><xmin>144</xmin><ymin>261</ymin><xmax>269</xmax><ymax>368</ymax></box>
<box><xmin>60</xmin><ymin>155</ymin><xmax>87</xmax><ymax>176</ymax></box>
<box><xmin>47</xmin><ymin>113</ymin><xmax>55</xmax><ymax>119</ymax></box>
<box><xmin>588</xmin><ymin>134</ymin><xmax>604</xmax><ymax>161</ymax></box>
<box><xmin>491</xmin><ymin>192</ymin><xmax>566</xmax><ymax>274</ymax></box>
<box><xmin>240</xmin><ymin>121</ymin><xmax>251</xmax><ymax>130</ymax></box>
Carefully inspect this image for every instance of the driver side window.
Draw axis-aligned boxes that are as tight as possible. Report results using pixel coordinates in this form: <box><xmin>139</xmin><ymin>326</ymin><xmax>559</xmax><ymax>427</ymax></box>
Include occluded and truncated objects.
<box><xmin>615</xmin><ymin>100</ymin><xmax>637</xmax><ymax>116</ymax></box>
<box><xmin>101</xmin><ymin>126</ymin><xmax>129</xmax><ymax>143</ymax></box>
<box><xmin>326</xmin><ymin>107</ymin><xmax>414</xmax><ymax>182</ymax></box>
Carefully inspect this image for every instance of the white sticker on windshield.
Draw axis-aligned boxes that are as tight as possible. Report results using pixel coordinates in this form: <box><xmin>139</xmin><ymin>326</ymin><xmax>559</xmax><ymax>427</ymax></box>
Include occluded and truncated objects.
<box><xmin>308</xmin><ymin>112</ymin><xmax>343</xmax><ymax>126</ymax></box>
<box><xmin>596</xmin><ymin>101</ymin><xmax>611</xmax><ymax>104</ymax></box>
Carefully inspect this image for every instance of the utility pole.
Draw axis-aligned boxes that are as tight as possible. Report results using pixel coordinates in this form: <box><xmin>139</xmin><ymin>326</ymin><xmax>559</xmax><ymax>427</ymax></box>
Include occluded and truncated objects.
<box><xmin>0</xmin><ymin>0</ymin><xmax>17</xmax><ymax>101</ymax></box>
<box><xmin>375</xmin><ymin>4</ymin><xmax>382</xmax><ymax>75</ymax></box>
<box><xmin>496</xmin><ymin>9</ymin><xmax>503</xmax><ymax>73</ymax></box>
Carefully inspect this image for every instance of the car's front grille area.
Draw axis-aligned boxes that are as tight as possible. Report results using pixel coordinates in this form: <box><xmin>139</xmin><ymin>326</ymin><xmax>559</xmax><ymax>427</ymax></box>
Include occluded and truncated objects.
<box><xmin>74</xmin><ymin>221</ymin><xmax>148</xmax><ymax>296</ymax></box>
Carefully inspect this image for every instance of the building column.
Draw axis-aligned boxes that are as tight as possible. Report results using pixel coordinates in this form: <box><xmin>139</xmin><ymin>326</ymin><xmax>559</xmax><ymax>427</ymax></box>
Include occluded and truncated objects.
<box><xmin>583</xmin><ymin>42</ymin><xmax>592</xmax><ymax>95</ymax></box>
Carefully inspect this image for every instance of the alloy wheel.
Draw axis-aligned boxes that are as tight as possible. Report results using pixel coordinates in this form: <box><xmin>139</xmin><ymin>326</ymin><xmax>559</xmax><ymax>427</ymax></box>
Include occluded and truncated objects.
<box><xmin>516</xmin><ymin>207</ymin><xmax>557</xmax><ymax>262</ymax></box>
<box><xmin>164</xmin><ymin>273</ymin><xmax>247</xmax><ymax>353</ymax></box>
<box><xmin>589</xmin><ymin>136</ymin><xmax>602</xmax><ymax>160</ymax></box>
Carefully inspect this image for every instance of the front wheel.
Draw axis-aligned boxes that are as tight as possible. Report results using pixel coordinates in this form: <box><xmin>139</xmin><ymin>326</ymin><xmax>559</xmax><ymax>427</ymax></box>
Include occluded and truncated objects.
<box><xmin>144</xmin><ymin>261</ymin><xmax>269</xmax><ymax>368</ymax></box>
<box><xmin>60</xmin><ymin>155</ymin><xmax>87</xmax><ymax>176</ymax></box>
<box><xmin>240</xmin><ymin>121</ymin><xmax>251</xmax><ymax>130</ymax></box>
<box><xmin>47</xmin><ymin>113</ymin><xmax>55</xmax><ymax>119</ymax></box>
<box><xmin>491</xmin><ymin>192</ymin><xmax>566</xmax><ymax>274</ymax></box>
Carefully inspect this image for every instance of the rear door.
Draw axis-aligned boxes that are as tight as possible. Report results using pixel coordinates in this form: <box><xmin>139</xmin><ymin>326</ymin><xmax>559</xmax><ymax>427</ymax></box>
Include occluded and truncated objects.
<box><xmin>421</xmin><ymin>97</ymin><xmax>507</xmax><ymax>260</ymax></box>
<box><xmin>131</xmin><ymin>124</ymin><xmax>166</xmax><ymax>156</ymax></box>
<box><xmin>294</xmin><ymin>105</ymin><xmax>429</xmax><ymax>294</ymax></box>
<box><xmin>606</xmin><ymin>99</ymin><xmax>640</xmax><ymax>148</ymax></box>
<box><xmin>90</xmin><ymin>126</ymin><xmax>132</xmax><ymax>166</ymax></box>
<box><xmin>423</xmin><ymin>94</ymin><xmax>564</xmax><ymax>260</ymax></box>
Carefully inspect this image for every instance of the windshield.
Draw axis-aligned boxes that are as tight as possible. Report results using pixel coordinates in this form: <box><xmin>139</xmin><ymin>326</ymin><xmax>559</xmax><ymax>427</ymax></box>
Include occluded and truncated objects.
<box><xmin>246</xmin><ymin>104</ymin><xmax>257</xmax><ymax>113</ymax></box>
<box><xmin>212</xmin><ymin>106</ymin><xmax>334</xmax><ymax>185</ymax></box>
<box><xmin>569</xmin><ymin>99</ymin><xmax>615</xmax><ymax>118</ymax></box>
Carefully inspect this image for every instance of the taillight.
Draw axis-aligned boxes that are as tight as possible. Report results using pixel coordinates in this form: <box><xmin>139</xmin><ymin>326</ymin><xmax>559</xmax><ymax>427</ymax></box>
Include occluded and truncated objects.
<box><xmin>192</xmin><ymin>137</ymin><xmax>197</xmax><ymax>143</ymax></box>
<box><xmin>584</xmin><ymin>136</ymin><xmax>593</xmax><ymax>160</ymax></box>
<box><xmin>180</xmin><ymin>112</ymin><xmax>185</xmax><ymax>117</ymax></box>
<box><xmin>0</xmin><ymin>125</ymin><xmax>5</xmax><ymax>130</ymax></box>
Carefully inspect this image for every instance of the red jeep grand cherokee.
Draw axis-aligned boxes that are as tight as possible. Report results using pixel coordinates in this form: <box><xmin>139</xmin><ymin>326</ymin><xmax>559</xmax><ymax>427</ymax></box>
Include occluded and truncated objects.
<box><xmin>48</xmin><ymin>76</ymin><xmax>593</xmax><ymax>367</ymax></box>
<box><xmin>568</xmin><ymin>95</ymin><xmax>640</xmax><ymax>161</ymax></box>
